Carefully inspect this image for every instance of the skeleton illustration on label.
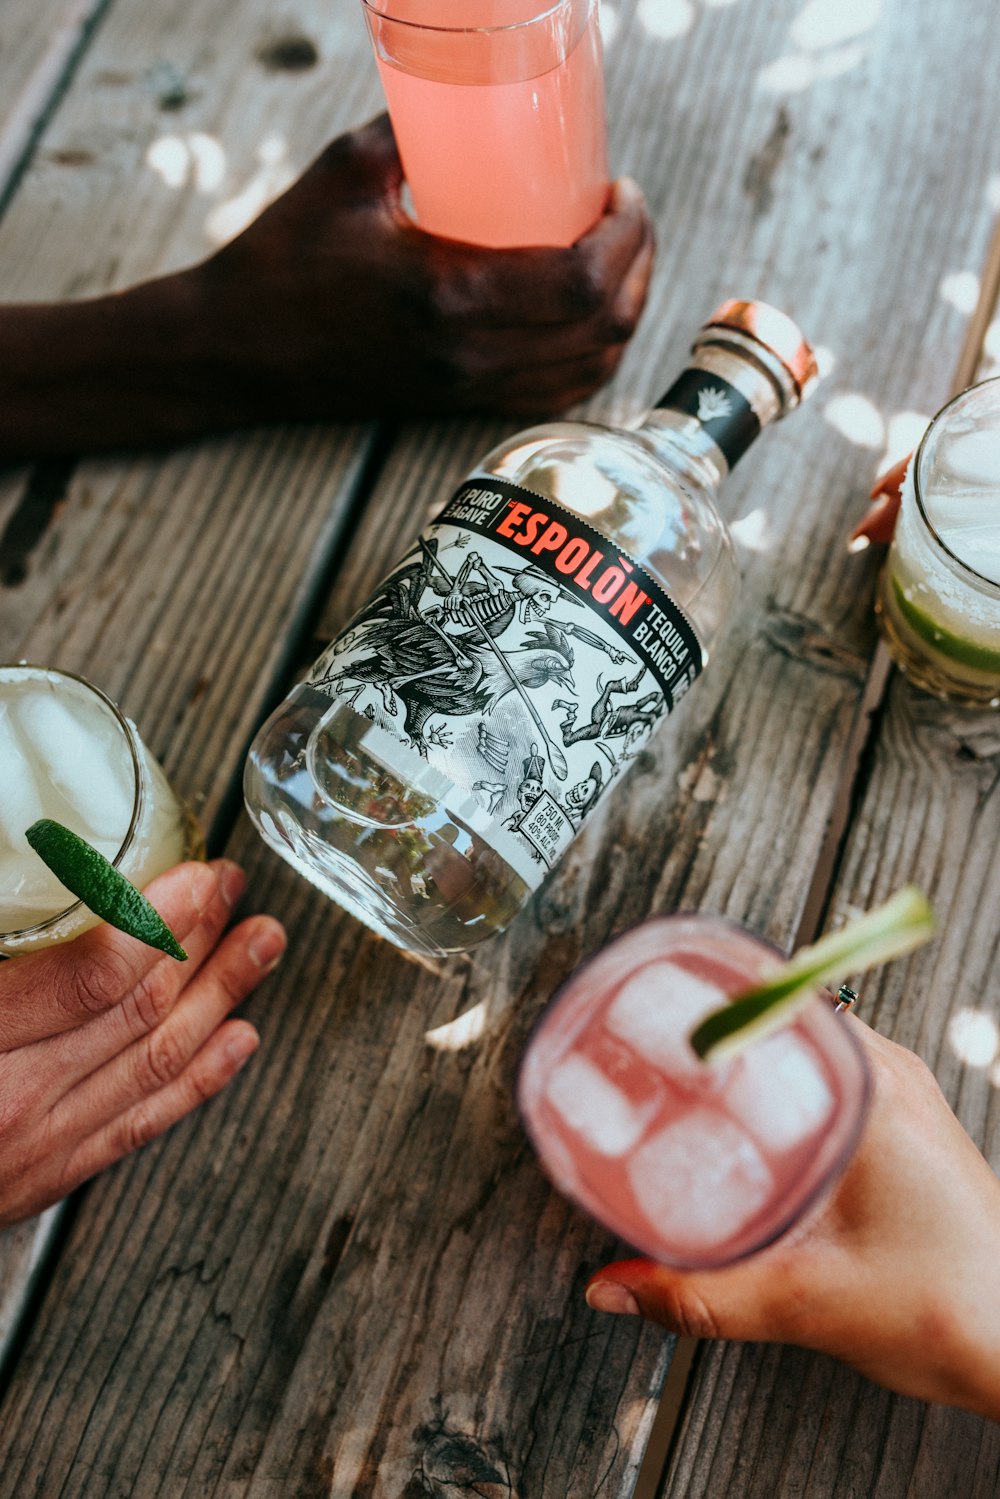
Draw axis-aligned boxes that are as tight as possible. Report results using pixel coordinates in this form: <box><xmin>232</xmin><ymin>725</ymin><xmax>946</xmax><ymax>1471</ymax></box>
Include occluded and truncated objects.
<box><xmin>308</xmin><ymin>480</ymin><xmax>704</xmax><ymax>890</ymax></box>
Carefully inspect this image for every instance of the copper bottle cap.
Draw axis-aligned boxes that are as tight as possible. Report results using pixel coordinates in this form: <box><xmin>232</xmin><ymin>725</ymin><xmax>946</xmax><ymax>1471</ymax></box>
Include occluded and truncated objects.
<box><xmin>704</xmin><ymin>299</ymin><xmax>818</xmax><ymax>402</ymax></box>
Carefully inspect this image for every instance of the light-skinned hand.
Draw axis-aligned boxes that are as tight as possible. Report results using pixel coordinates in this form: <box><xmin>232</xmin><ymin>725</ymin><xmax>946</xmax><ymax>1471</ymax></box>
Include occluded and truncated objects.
<box><xmin>0</xmin><ymin>859</ymin><xmax>284</xmax><ymax>1227</ymax></box>
<box><xmin>586</xmin><ymin>1017</ymin><xmax>1000</xmax><ymax>1423</ymax></box>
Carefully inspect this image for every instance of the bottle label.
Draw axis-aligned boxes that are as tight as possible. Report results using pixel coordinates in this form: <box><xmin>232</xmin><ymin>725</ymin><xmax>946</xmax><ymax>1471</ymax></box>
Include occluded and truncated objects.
<box><xmin>309</xmin><ymin>478</ymin><xmax>704</xmax><ymax>891</ymax></box>
<box><xmin>656</xmin><ymin>369</ymin><xmax>760</xmax><ymax>469</ymax></box>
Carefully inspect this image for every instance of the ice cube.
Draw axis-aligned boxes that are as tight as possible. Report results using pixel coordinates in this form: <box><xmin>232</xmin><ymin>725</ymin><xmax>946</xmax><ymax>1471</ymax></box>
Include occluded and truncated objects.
<box><xmin>725</xmin><ymin>1031</ymin><xmax>834</xmax><ymax>1153</ymax></box>
<box><xmin>605</xmin><ymin>962</ymin><xmax>725</xmax><ymax>1080</ymax></box>
<box><xmin>0</xmin><ymin>703</ymin><xmax>76</xmax><ymax>924</ymax></box>
<box><xmin>546</xmin><ymin>1052</ymin><xmax>652</xmax><ymax>1156</ymax></box>
<box><xmin>17</xmin><ymin>688</ymin><xmax>134</xmax><ymax>846</ymax></box>
<box><xmin>930</xmin><ymin>490</ymin><xmax>1000</xmax><ymax>584</ymax></box>
<box><xmin>627</xmin><ymin>1107</ymin><xmax>773</xmax><ymax>1254</ymax></box>
<box><xmin>0</xmin><ymin>847</ymin><xmax>71</xmax><ymax>924</ymax></box>
<box><xmin>938</xmin><ymin>428</ymin><xmax>1000</xmax><ymax>487</ymax></box>
<box><xmin>0</xmin><ymin>702</ymin><xmax>49</xmax><ymax>855</ymax></box>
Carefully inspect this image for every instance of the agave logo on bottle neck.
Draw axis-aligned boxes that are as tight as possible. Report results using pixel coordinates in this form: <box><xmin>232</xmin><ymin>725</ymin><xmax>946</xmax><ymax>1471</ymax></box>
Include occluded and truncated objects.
<box><xmin>656</xmin><ymin>368</ymin><xmax>762</xmax><ymax>469</ymax></box>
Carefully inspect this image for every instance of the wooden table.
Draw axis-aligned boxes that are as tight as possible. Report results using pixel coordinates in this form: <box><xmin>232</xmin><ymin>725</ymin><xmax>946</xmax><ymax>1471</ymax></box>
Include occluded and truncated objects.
<box><xmin>2</xmin><ymin>1</ymin><xmax>1000</xmax><ymax>1493</ymax></box>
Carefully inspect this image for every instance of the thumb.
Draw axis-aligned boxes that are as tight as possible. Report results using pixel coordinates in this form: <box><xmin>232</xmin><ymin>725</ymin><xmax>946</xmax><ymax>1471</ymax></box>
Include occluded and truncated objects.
<box><xmin>313</xmin><ymin>112</ymin><xmax>404</xmax><ymax>206</ymax></box>
<box><xmin>585</xmin><ymin>1254</ymin><xmax>807</xmax><ymax>1343</ymax></box>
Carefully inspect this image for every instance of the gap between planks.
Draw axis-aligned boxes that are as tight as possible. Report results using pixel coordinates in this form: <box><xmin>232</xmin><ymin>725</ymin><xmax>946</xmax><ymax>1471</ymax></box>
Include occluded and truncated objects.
<box><xmin>0</xmin><ymin>0</ymin><xmax>114</xmax><ymax>222</ymax></box>
<box><xmin>635</xmin><ymin>196</ymin><xmax>1000</xmax><ymax>1499</ymax></box>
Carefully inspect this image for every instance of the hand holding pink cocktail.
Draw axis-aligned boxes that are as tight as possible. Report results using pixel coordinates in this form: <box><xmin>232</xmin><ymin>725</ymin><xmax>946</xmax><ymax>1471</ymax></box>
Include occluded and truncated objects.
<box><xmin>518</xmin><ymin>895</ymin><xmax>933</xmax><ymax>1270</ymax></box>
<box><xmin>361</xmin><ymin>0</ymin><xmax>609</xmax><ymax>248</ymax></box>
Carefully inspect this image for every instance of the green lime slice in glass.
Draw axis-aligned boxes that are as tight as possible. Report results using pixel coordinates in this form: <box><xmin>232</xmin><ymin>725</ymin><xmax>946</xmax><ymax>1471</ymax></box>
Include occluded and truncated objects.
<box><xmin>689</xmin><ymin>886</ymin><xmax>935</xmax><ymax>1064</ymax></box>
<box><xmin>25</xmin><ymin>818</ymin><xmax>187</xmax><ymax>960</ymax></box>
<box><xmin>890</xmin><ymin>574</ymin><xmax>1000</xmax><ymax>673</ymax></box>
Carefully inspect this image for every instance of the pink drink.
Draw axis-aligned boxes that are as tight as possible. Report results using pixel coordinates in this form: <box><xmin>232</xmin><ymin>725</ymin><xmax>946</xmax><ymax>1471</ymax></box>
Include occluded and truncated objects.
<box><xmin>517</xmin><ymin>916</ymin><xmax>871</xmax><ymax>1268</ymax></box>
<box><xmin>363</xmin><ymin>0</ymin><xmax>608</xmax><ymax>248</ymax></box>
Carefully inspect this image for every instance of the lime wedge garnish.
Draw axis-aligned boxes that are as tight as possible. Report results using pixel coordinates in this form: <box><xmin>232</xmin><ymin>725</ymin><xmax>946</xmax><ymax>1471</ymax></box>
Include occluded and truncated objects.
<box><xmin>890</xmin><ymin>574</ymin><xmax>1000</xmax><ymax>673</ymax></box>
<box><xmin>25</xmin><ymin>818</ymin><xmax>187</xmax><ymax>960</ymax></box>
<box><xmin>689</xmin><ymin>886</ymin><xmax>935</xmax><ymax>1064</ymax></box>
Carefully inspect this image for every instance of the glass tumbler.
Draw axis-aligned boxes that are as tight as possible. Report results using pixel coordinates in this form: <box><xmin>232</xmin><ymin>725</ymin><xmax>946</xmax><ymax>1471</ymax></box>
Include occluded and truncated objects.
<box><xmin>0</xmin><ymin>664</ymin><xmax>199</xmax><ymax>955</ymax></box>
<box><xmin>360</xmin><ymin>0</ymin><xmax>609</xmax><ymax>248</ymax></box>
<box><xmin>517</xmin><ymin>914</ymin><xmax>871</xmax><ymax>1270</ymax></box>
<box><xmin>876</xmin><ymin>378</ymin><xmax>1000</xmax><ymax>707</ymax></box>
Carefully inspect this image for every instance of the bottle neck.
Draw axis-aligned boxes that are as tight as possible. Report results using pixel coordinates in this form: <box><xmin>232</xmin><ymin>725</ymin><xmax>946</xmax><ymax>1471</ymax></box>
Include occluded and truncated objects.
<box><xmin>637</xmin><ymin>336</ymin><xmax>791</xmax><ymax>492</ymax></box>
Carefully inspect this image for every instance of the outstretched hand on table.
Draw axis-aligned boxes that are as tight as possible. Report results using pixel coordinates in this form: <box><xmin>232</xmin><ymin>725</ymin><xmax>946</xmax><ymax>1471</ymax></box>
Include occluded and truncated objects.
<box><xmin>0</xmin><ymin>860</ymin><xmax>284</xmax><ymax>1227</ymax></box>
<box><xmin>586</xmin><ymin>1018</ymin><xmax>1000</xmax><ymax>1422</ymax></box>
<box><xmin>0</xmin><ymin>114</ymin><xmax>654</xmax><ymax>458</ymax></box>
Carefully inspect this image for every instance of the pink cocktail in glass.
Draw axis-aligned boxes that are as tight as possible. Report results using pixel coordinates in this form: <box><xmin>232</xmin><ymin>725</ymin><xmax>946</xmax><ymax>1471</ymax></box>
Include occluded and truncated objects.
<box><xmin>517</xmin><ymin>915</ymin><xmax>871</xmax><ymax>1269</ymax></box>
<box><xmin>361</xmin><ymin>0</ymin><xmax>609</xmax><ymax>248</ymax></box>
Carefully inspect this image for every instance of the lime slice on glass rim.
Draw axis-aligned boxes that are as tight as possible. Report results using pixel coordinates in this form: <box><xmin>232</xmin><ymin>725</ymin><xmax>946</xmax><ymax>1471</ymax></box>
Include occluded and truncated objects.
<box><xmin>689</xmin><ymin>886</ymin><xmax>935</xmax><ymax>1064</ymax></box>
<box><xmin>25</xmin><ymin>818</ymin><xmax>188</xmax><ymax>960</ymax></box>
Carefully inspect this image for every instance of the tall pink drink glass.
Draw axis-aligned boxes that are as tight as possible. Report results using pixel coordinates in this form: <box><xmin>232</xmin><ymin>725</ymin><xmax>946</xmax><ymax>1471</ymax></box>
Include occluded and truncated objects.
<box><xmin>361</xmin><ymin>0</ymin><xmax>609</xmax><ymax>248</ymax></box>
<box><xmin>517</xmin><ymin>915</ymin><xmax>871</xmax><ymax>1269</ymax></box>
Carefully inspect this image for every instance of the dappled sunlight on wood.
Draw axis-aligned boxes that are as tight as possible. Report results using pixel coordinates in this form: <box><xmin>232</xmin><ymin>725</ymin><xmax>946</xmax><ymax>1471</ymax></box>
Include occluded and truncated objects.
<box><xmin>758</xmin><ymin>0</ymin><xmax>880</xmax><ymax>94</ymax></box>
<box><xmin>940</xmin><ymin>269</ymin><xmax>981</xmax><ymax>316</ymax></box>
<box><xmin>948</xmin><ymin>1007</ymin><xmax>1000</xmax><ymax>1073</ymax></box>
<box><xmin>879</xmin><ymin>410</ymin><xmax>929</xmax><ymax>474</ymax></box>
<box><xmin>145</xmin><ymin>131</ymin><xmax>227</xmax><ymax>192</ymax></box>
<box><xmin>790</xmin><ymin>0</ymin><xmax>881</xmax><ymax>52</ymax></box>
<box><xmin>144</xmin><ymin>129</ymin><xmax>297</xmax><ymax>246</ymax></box>
<box><xmin>729</xmin><ymin>506</ymin><xmax>770</xmax><ymax>554</ymax></box>
<box><xmin>205</xmin><ymin>135</ymin><xmax>295</xmax><ymax>244</ymax></box>
<box><xmin>823</xmin><ymin>392</ymin><xmax>884</xmax><ymax>451</ymax></box>
<box><xmin>821</xmin><ymin>390</ymin><xmax>929</xmax><ymax>479</ymax></box>
<box><xmin>813</xmin><ymin>345</ymin><xmax>838</xmax><ymax>380</ymax></box>
<box><xmin>629</xmin><ymin>0</ymin><xmax>749</xmax><ymax>44</ymax></box>
<box><xmin>638</xmin><ymin>0</ymin><xmax>695</xmax><ymax>39</ymax></box>
<box><xmin>599</xmin><ymin>1</ymin><xmax>620</xmax><ymax>47</ymax></box>
<box><xmin>424</xmin><ymin>998</ymin><xmax>489</xmax><ymax>1050</ymax></box>
<box><xmin>758</xmin><ymin>41</ymin><xmax>868</xmax><ymax>93</ymax></box>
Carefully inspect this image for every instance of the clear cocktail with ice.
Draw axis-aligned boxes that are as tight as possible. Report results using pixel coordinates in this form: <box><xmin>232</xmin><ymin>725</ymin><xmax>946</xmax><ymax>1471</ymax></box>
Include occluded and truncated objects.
<box><xmin>877</xmin><ymin>378</ymin><xmax>1000</xmax><ymax>707</ymax></box>
<box><xmin>0</xmin><ymin>665</ymin><xmax>196</xmax><ymax>954</ymax></box>
<box><xmin>517</xmin><ymin>914</ymin><xmax>871</xmax><ymax>1268</ymax></box>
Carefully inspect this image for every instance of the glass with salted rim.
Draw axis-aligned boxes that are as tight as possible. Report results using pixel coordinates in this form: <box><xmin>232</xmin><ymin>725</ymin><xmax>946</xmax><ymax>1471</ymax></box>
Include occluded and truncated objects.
<box><xmin>360</xmin><ymin>0</ymin><xmax>608</xmax><ymax>248</ymax></box>
<box><xmin>876</xmin><ymin>378</ymin><xmax>1000</xmax><ymax>707</ymax></box>
<box><xmin>516</xmin><ymin>914</ymin><xmax>871</xmax><ymax>1270</ymax></box>
<box><xmin>0</xmin><ymin>664</ymin><xmax>199</xmax><ymax>955</ymax></box>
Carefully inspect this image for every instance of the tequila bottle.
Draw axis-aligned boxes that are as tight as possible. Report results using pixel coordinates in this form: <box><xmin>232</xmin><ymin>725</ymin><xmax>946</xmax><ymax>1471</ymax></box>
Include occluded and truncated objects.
<box><xmin>244</xmin><ymin>300</ymin><xmax>816</xmax><ymax>957</ymax></box>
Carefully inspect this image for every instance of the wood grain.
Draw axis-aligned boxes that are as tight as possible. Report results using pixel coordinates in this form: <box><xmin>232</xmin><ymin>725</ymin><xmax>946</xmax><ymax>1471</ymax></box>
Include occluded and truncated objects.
<box><xmin>662</xmin><ymin>687</ymin><xmax>1000</xmax><ymax>1499</ymax></box>
<box><xmin>0</xmin><ymin>0</ymin><xmax>110</xmax><ymax>210</ymax></box>
<box><xmin>2</xmin><ymin>0</ymin><xmax>1000</xmax><ymax>1494</ymax></box>
<box><xmin>0</xmin><ymin>0</ymin><xmax>384</xmax><ymax>1391</ymax></box>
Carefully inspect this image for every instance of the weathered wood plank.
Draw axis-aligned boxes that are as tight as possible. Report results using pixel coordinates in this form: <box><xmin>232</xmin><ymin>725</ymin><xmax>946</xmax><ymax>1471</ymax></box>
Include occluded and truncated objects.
<box><xmin>660</xmin><ymin>190</ymin><xmax>1000</xmax><ymax>1499</ymax></box>
<box><xmin>662</xmin><ymin>687</ymin><xmax>1000</xmax><ymax>1499</ymax></box>
<box><xmin>3</xmin><ymin>0</ymin><xmax>1000</xmax><ymax>1495</ymax></box>
<box><xmin>0</xmin><ymin>0</ymin><xmax>385</xmax><ymax>1390</ymax></box>
<box><xmin>0</xmin><ymin>0</ymin><xmax>380</xmax><ymax>299</ymax></box>
<box><xmin>0</xmin><ymin>0</ymin><xmax>110</xmax><ymax>207</ymax></box>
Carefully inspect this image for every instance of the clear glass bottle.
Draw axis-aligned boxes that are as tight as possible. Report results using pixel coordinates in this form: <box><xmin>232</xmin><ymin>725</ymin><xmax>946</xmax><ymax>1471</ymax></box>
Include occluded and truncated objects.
<box><xmin>244</xmin><ymin>301</ymin><xmax>816</xmax><ymax>957</ymax></box>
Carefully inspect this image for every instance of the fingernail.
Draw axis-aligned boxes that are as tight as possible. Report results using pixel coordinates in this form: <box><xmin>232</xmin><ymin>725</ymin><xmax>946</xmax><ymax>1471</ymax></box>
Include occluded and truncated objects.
<box><xmin>188</xmin><ymin>861</ymin><xmax>221</xmax><ymax>918</ymax></box>
<box><xmin>249</xmin><ymin>925</ymin><xmax>286</xmax><ymax>972</ymax></box>
<box><xmin>611</xmin><ymin>176</ymin><xmax>644</xmax><ymax>211</ymax></box>
<box><xmin>586</xmin><ymin>1282</ymin><xmax>640</xmax><ymax>1316</ymax></box>
<box><xmin>217</xmin><ymin>861</ymin><xmax>246</xmax><ymax>910</ymax></box>
<box><xmin>226</xmin><ymin>1027</ymin><xmax>259</xmax><ymax>1069</ymax></box>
